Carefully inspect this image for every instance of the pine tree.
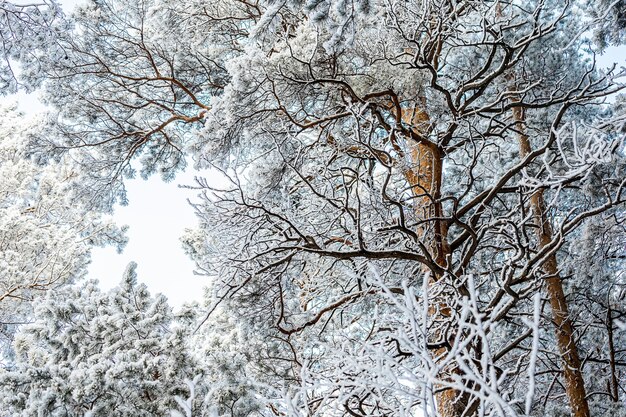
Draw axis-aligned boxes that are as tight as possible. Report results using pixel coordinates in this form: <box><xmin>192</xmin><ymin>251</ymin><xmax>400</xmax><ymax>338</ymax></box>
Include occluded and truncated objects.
<box><xmin>1</xmin><ymin>0</ymin><xmax>623</xmax><ymax>415</ymax></box>
<box><xmin>0</xmin><ymin>263</ymin><xmax>198</xmax><ymax>416</ymax></box>
<box><xmin>0</xmin><ymin>103</ymin><xmax>125</xmax><ymax>356</ymax></box>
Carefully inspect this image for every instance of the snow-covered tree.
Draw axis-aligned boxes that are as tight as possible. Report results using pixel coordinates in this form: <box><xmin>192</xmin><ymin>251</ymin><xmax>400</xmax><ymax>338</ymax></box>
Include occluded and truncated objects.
<box><xmin>0</xmin><ymin>263</ymin><xmax>199</xmax><ymax>416</ymax></box>
<box><xmin>187</xmin><ymin>305</ymin><xmax>266</xmax><ymax>417</ymax></box>
<box><xmin>0</xmin><ymin>0</ymin><xmax>66</xmax><ymax>94</ymax></box>
<box><xmin>4</xmin><ymin>0</ymin><xmax>624</xmax><ymax>416</ymax></box>
<box><xmin>31</xmin><ymin>0</ymin><xmax>227</xmax><ymax>208</ymax></box>
<box><xmin>0</xmin><ymin>104</ymin><xmax>125</xmax><ymax>355</ymax></box>
<box><xmin>587</xmin><ymin>0</ymin><xmax>626</xmax><ymax>49</ymax></box>
<box><xmin>182</xmin><ymin>1</ymin><xmax>626</xmax><ymax>416</ymax></box>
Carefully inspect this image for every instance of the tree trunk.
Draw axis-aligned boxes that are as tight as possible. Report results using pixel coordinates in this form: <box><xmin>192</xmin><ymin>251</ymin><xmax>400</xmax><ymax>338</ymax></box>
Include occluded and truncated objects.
<box><xmin>401</xmin><ymin>106</ymin><xmax>465</xmax><ymax>417</ymax></box>
<box><xmin>607</xmin><ymin>305</ymin><xmax>619</xmax><ymax>403</ymax></box>
<box><xmin>514</xmin><ymin>106</ymin><xmax>590</xmax><ymax>417</ymax></box>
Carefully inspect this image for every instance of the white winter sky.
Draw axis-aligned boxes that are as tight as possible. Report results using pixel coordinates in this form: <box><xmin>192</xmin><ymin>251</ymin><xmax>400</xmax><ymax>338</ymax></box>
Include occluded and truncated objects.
<box><xmin>12</xmin><ymin>95</ymin><xmax>214</xmax><ymax>307</ymax></box>
<box><xmin>87</xmin><ymin>167</ymin><xmax>212</xmax><ymax>307</ymax></box>
<box><xmin>8</xmin><ymin>0</ymin><xmax>626</xmax><ymax>308</ymax></box>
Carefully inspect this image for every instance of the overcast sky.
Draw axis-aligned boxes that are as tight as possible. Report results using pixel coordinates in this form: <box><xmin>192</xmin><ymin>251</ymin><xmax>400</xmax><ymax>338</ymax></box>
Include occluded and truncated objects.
<box><xmin>87</xmin><ymin>169</ymin><xmax>214</xmax><ymax>307</ymax></box>
<box><xmin>13</xmin><ymin>89</ymin><xmax>214</xmax><ymax>307</ymax></box>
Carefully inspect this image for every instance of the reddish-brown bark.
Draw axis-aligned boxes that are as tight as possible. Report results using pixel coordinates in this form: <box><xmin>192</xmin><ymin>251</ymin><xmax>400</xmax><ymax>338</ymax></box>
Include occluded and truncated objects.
<box><xmin>400</xmin><ymin>106</ymin><xmax>466</xmax><ymax>417</ymax></box>
<box><xmin>514</xmin><ymin>105</ymin><xmax>590</xmax><ymax>417</ymax></box>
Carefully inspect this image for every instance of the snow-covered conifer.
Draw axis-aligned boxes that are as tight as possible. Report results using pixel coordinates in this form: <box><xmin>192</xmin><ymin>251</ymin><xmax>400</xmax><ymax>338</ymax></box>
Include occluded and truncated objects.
<box><xmin>0</xmin><ymin>104</ymin><xmax>125</xmax><ymax>355</ymax></box>
<box><xmin>0</xmin><ymin>263</ymin><xmax>199</xmax><ymax>416</ymax></box>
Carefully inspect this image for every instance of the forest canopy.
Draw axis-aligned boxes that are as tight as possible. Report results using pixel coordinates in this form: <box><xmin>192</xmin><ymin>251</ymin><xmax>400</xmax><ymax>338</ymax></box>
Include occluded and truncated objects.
<box><xmin>0</xmin><ymin>0</ymin><xmax>625</xmax><ymax>416</ymax></box>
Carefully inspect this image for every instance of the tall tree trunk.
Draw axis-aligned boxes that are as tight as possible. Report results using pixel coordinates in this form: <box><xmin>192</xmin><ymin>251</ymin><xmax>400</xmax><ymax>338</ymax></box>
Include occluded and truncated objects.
<box><xmin>607</xmin><ymin>304</ymin><xmax>619</xmax><ymax>403</ymax></box>
<box><xmin>400</xmin><ymin>106</ymin><xmax>448</xmax><ymax>265</ymax></box>
<box><xmin>513</xmin><ymin>105</ymin><xmax>590</xmax><ymax>417</ymax></box>
<box><xmin>400</xmin><ymin>106</ymin><xmax>465</xmax><ymax>417</ymax></box>
<box><xmin>496</xmin><ymin>0</ymin><xmax>590</xmax><ymax>403</ymax></box>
